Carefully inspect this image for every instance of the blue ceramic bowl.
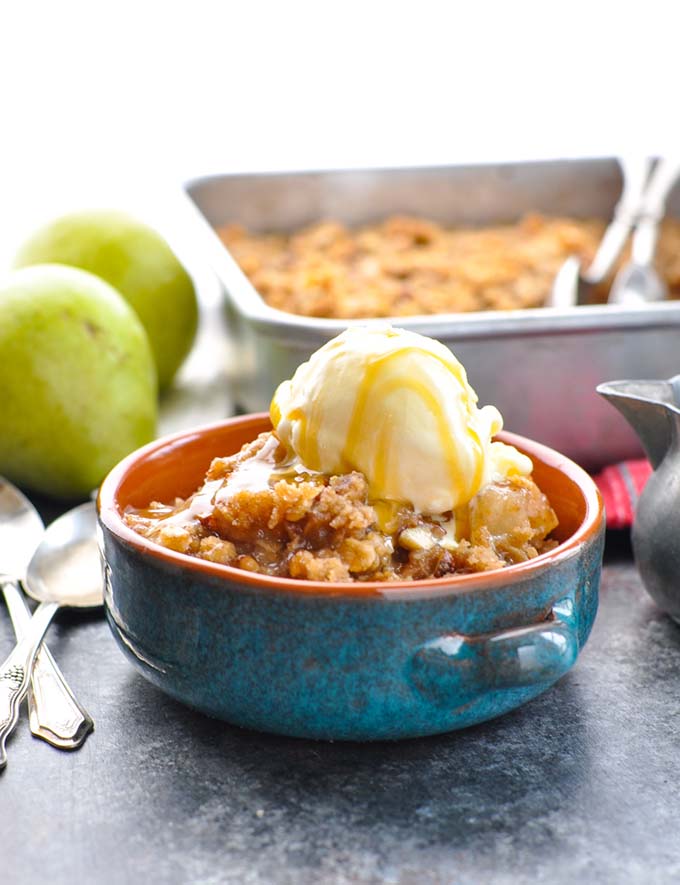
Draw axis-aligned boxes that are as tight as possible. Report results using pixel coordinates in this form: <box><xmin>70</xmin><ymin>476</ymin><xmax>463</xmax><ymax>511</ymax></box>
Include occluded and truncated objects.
<box><xmin>98</xmin><ymin>415</ymin><xmax>604</xmax><ymax>741</ymax></box>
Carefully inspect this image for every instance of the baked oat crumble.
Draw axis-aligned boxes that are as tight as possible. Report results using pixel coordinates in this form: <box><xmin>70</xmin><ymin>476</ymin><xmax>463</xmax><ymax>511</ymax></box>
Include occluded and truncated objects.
<box><xmin>124</xmin><ymin>432</ymin><xmax>558</xmax><ymax>583</ymax></box>
<box><xmin>218</xmin><ymin>214</ymin><xmax>680</xmax><ymax>318</ymax></box>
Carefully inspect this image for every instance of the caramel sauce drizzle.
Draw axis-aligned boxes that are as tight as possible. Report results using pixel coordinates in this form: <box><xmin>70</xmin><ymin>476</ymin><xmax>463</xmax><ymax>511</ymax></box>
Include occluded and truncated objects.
<box><xmin>285</xmin><ymin>345</ymin><xmax>485</xmax><ymax>508</ymax></box>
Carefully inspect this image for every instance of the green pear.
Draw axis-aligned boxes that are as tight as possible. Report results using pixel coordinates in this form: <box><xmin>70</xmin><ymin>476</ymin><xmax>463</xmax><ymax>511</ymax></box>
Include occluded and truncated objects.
<box><xmin>14</xmin><ymin>210</ymin><xmax>199</xmax><ymax>389</ymax></box>
<box><xmin>0</xmin><ymin>264</ymin><xmax>158</xmax><ymax>499</ymax></box>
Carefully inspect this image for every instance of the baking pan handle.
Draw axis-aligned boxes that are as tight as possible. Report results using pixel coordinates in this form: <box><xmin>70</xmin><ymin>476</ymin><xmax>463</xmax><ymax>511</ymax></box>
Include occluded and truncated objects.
<box><xmin>408</xmin><ymin>597</ymin><xmax>578</xmax><ymax>707</ymax></box>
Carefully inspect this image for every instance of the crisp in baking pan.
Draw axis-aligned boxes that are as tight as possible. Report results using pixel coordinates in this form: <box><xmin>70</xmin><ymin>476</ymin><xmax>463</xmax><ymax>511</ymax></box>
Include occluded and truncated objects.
<box><xmin>184</xmin><ymin>158</ymin><xmax>680</xmax><ymax>470</ymax></box>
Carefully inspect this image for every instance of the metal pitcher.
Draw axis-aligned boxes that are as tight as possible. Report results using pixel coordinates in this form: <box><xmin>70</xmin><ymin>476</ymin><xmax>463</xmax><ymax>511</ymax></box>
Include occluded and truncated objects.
<box><xmin>597</xmin><ymin>376</ymin><xmax>680</xmax><ymax>621</ymax></box>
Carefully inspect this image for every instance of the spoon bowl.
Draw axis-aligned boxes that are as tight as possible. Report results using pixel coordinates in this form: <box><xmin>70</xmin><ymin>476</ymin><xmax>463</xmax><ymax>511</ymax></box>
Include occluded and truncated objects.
<box><xmin>548</xmin><ymin>255</ymin><xmax>589</xmax><ymax>308</ymax></box>
<box><xmin>608</xmin><ymin>260</ymin><xmax>668</xmax><ymax>306</ymax></box>
<box><xmin>24</xmin><ymin>503</ymin><xmax>102</xmax><ymax>609</ymax></box>
<box><xmin>0</xmin><ymin>479</ymin><xmax>44</xmax><ymax>579</ymax></box>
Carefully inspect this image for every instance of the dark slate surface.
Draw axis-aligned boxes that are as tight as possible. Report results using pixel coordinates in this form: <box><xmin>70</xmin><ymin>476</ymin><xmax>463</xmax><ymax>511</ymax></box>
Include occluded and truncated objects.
<box><xmin>4</xmin><ymin>530</ymin><xmax>680</xmax><ymax>885</ymax></box>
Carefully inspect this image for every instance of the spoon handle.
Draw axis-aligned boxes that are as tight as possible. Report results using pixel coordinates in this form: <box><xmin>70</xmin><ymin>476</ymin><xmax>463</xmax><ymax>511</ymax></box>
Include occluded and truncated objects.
<box><xmin>584</xmin><ymin>156</ymin><xmax>654</xmax><ymax>284</ymax></box>
<box><xmin>631</xmin><ymin>157</ymin><xmax>680</xmax><ymax>266</ymax></box>
<box><xmin>0</xmin><ymin>600</ymin><xmax>58</xmax><ymax>768</ymax></box>
<box><xmin>2</xmin><ymin>578</ymin><xmax>93</xmax><ymax>748</ymax></box>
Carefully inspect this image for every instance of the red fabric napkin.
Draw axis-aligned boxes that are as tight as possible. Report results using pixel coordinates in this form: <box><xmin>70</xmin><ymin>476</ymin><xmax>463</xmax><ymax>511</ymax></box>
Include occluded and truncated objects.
<box><xmin>592</xmin><ymin>459</ymin><xmax>652</xmax><ymax>529</ymax></box>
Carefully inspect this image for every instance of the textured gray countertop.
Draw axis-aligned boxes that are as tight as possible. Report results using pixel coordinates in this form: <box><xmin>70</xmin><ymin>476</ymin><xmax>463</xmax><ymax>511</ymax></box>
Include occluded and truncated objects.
<box><xmin>3</xmin><ymin>531</ymin><xmax>679</xmax><ymax>885</ymax></box>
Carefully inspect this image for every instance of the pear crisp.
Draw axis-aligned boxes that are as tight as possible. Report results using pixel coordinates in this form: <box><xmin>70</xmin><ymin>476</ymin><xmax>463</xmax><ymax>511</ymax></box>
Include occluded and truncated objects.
<box><xmin>218</xmin><ymin>214</ymin><xmax>680</xmax><ymax>318</ymax></box>
<box><xmin>123</xmin><ymin>432</ymin><xmax>558</xmax><ymax>583</ymax></box>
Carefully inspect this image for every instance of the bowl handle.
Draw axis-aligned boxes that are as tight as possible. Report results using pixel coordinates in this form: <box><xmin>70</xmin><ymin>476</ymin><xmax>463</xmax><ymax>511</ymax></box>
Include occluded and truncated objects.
<box><xmin>408</xmin><ymin>597</ymin><xmax>578</xmax><ymax>707</ymax></box>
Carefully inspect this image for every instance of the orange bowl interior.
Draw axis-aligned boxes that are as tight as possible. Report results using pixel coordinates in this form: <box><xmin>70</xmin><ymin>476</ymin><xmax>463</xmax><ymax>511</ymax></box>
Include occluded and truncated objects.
<box><xmin>111</xmin><ymin>414</ymin><xmax>270</xmax><ymax>509</ymax></box>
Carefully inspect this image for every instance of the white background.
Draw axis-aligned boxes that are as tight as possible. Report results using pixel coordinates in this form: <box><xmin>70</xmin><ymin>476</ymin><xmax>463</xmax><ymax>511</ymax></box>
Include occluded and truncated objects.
<box><xmin>1</xmin><ymin>0</ymin><xmax>678</xmax><ymax>271</ymax></box>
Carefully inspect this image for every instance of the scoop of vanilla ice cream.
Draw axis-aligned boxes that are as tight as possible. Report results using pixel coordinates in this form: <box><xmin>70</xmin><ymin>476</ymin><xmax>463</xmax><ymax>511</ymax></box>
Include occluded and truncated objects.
<box><xmin>270</xmin><ymin>326</ymin><xmax>532</xmax><ymax>513</ymax></box>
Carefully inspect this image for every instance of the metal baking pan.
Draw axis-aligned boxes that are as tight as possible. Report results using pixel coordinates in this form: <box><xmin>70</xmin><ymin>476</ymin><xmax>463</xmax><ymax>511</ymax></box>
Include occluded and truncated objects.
<box><xmin>183</xmin><ymin>158</ymin><xmax>680</xmax><ymax>471</ymax></box>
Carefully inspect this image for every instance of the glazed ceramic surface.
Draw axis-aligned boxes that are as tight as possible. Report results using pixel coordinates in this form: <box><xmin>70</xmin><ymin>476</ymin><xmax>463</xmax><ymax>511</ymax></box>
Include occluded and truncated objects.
<box><xmin>98</xmin><ymin>416</ymin><xmax>604</xmax><ymax>741</ymax></box>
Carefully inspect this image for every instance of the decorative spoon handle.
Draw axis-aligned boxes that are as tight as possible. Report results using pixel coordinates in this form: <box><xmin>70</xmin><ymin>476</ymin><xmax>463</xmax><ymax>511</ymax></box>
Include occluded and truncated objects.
<box><xmin>2</xmin><ymin>578</ymin><xmax>93</xmax><ymax>748</ymax></box>
<box><xmin>0</xmin><ymin>600</ymin><xmax>58</xmax><ymax>768</ymax></box>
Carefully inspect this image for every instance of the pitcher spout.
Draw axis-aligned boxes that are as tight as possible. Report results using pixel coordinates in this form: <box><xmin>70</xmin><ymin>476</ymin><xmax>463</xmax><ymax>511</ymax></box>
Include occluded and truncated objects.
<box><xmin>596</xmin><ymin>376</ymin><xmax>680</xmax><ymax>470</ymax></box>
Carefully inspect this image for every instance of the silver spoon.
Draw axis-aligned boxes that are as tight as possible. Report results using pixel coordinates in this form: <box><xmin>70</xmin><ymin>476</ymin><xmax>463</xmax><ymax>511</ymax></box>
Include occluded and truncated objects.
<box><xmin>0</xmin><ymin>502</ymin><xmax>101</xmax><ymax>768</ymax></box>
<box><xmin>548</xmin><ymin>156</ymin><xmax>654</xmax><ymax>308</ymax></box>
<box><xmin>0</xmin><ymin>478</ymin><xmax>93</xmax><ymax>749</ymax></box>
<box><xmin>608</xmin><ymin>156</ymin><xmax>680</xmax><ymax>305</ymax></box>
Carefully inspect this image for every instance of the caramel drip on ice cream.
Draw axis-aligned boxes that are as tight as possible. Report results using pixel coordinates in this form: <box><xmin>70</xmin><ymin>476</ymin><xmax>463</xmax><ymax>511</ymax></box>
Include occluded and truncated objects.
<box><xmin>340</xmin><ymin>347</ymin><xmax>484</xmax><ymax>503</ymax></box>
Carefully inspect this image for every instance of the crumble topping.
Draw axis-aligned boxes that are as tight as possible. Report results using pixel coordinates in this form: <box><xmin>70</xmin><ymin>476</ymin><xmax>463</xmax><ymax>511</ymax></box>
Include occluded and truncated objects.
<box><xmin>124</xmin><ymin>432</ymin><xmax>558</xmax><ymax>582</ymax></box>
<box><xmin>218</xmin><ymin>214</ymin><xmax>680</xmax><ymax>318</ymax></box>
